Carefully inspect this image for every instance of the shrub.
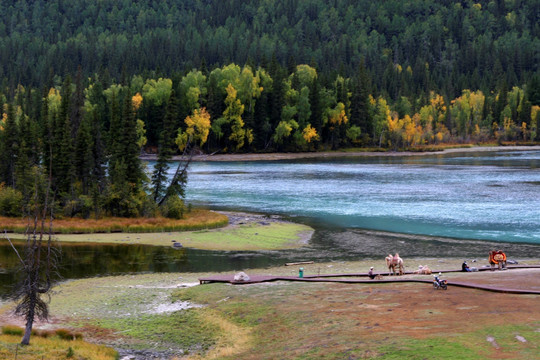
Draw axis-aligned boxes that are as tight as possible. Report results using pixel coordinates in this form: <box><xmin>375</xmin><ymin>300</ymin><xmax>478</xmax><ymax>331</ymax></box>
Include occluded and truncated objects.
<box><xmin>0</xmin><ymin>184</ymin><xmax>23</xmax><ymax>217</ymax></box>
<box><xmin>1</xmin><ymin>325</ymin><xmax>23</xmax><ymax>336</ymax></box>
<box><xmin>55</xmin><ymin>328</ymin><xmax>75</xmax><ymax>340</ymax></box>
<box><xmin>140</xmin><ymin>196</ymin><xmax>158</xmax><ymax>218</ymax></box>
<box><xmin>37</xmin><ymin>329</ymin><xmax>53</xmax><ymax>338</ymax></box>
<box><xmin>77</xmin><ymin>195</ymin><xmax>94</xmax><ymax>219</ymax></box>
<box><xmin>162</xmin><ymin>196</ymin><xmax>186</xmax><ymax>219</ymax></box>
<box><xmin>62</xmin><ymin>199</ymin><xmax>79</xmax><ymax>218</ymax></box>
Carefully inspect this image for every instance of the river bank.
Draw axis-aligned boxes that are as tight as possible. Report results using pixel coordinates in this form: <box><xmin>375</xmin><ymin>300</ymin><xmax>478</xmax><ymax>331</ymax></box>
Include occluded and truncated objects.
<box><xmin>3</xmin><ymin>212</ymin><xmax>313</xmax><ymax>251</ymax></box>
<box><xmin>1</xmin><ymin>259</ymin><xmax>539</xmax><ymax>359</ymax></box>
<box><xmin>140</xmin><ymin>145</ymin><xmax>540</xmax><ymax>162</ymax></box>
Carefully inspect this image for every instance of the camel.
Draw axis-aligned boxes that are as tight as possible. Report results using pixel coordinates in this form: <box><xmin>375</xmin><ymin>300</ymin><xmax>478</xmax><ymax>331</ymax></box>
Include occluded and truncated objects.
<box><xmin>413</xmin><ymin>264</ymin><xmax>432</xmax><ymax>275</ymax></box>
<box><xmin>385</xmin><ymin>253</ymin><xmax>404</xmax><ymax>275</ymax></box>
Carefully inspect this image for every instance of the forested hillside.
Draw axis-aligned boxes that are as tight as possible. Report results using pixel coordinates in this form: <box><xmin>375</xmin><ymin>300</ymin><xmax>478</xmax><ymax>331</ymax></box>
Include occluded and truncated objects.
<box><xmin>0</xmin><ymin>0</ymin><xmax>539</xmax><ymax>219</ymax></box>
<box><xmin>1</xmin><ymin>0</ymin><xmax>539</xmax><ymax>95</ymax></box>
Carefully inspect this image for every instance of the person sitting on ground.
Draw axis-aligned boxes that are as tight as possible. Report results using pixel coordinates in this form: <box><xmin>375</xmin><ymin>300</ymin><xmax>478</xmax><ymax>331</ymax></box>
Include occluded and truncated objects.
<box><xmin>368</xmin><ymin>266</ymin><xmax>376</xmax><ymax>279</ymax></box>
<box><xmin>462</xmin><ymin>261</ymin><xmax>471</xmax><ymax>272</ymax></box>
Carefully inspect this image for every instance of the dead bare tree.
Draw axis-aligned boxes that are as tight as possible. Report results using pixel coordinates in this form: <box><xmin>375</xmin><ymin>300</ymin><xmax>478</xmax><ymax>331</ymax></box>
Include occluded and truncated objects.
<box><xmin>7</xmin><ymin>166</ymin><xmax>59</xmax><ymax>345</ymax></box>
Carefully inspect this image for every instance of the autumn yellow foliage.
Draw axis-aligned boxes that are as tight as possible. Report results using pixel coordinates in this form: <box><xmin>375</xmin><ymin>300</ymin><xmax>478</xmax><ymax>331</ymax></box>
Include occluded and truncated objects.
<box><xmin>132</xmin><ymin>92</ymin><xmax>143</xmax><ymax>110</ymax></box>
<box><xmin>302</xmin><ymin>124</ymin><xmax>319</xmax><ymax>143</ymax></box>
<box><xmin>177</xmin><ymin>107</ymin><xmax>211</xmax><ymax>151</ymax></box>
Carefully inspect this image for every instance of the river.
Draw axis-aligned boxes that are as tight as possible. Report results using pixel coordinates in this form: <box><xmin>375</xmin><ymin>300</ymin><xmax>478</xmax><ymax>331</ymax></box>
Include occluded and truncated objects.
<box><xmin>185</xmin><ymin>149</ymin><xmax>540</xmax><ymax>243</ymax></box>
<box><xmin>1</xmin><ymin>149</ymin><xmax>539</xmax><ymax>298</ymax></box>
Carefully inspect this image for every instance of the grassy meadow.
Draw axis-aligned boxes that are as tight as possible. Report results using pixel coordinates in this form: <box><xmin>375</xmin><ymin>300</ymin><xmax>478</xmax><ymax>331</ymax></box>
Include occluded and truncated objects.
<box><xmin>1</xmin><ymin>211</ymin><xmax>313</xmax><ymax>251</ymax></box>
<box><xmin>4</xmin><ymin>219</ymin><xmax>312</xmax><ymax>251</ymax></box>
<box><xmin>2</xmin><ymin>260</ymin><xmax>539</xmax><ymax>359</ymax></box>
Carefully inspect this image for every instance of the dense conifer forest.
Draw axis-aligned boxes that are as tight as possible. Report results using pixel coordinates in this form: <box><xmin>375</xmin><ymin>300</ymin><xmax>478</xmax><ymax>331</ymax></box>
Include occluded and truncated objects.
<box><xmin>0</xmin><ymin>0</ymin><xmax>539</xmax><ymax>218</ymax></box>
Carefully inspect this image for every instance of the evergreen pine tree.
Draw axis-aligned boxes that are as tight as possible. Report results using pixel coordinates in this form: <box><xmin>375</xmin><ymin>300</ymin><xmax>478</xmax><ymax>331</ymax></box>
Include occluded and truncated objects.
<box><xmin>120</xmin><ymin>94</ymin><xmax>144</xmax><ymax>187</ymax></box>
<box><xmin>494</xmin><ymin>82</ymin><xmax>508</xmax><ymax>124</ymax></box>
<box><xmin>350</xmin><ymin>60</ymin><xmax>371</xmax><ymax>139</ymax></box>
<box><xmin>268</xmin><ymin>55</ymin><xmax>285</xmax><ymax>136</ymax></box>
<box><xmin>90</xmin><ymin>110</ymin><xmax>107</xmax><ymax>218</ymax></box>
<box><xmin>0</xmin><ymin>103</ymin><xmax>19</xmax><ymax>187</ymax></box>
<box><xmin>108</xmin><ymin>92</ymin><xmax>122</xmax><ymax>163</ymax></box>
<box><xmin>14</xmin><ymin>113</ymin><xmax>37</xmax><ymax>203</ymax></box>
<box><xmin>75</xmin><ymin>115</ymin><xmax>94</xmax><ymax>196</ymax></box>
<box><xmin>253</xmin><ymin>89</ymin><xmax>270</xmax><ymax>149</ymax></box>
<box><xmin>152</xmin><ymin>90</ymin><xmax>179</xmax><ymax>203</ymax></box>
<box><xmin>309</xmin><ymin>76</ymin><xmax>322</xmax><ymax>139</ymax></box>
<box><xmin>526</xmin><ymin>74</ymin><xmax>540</xmax><ymax>106</ymax></box>
<box><xmin>518</xmin><ymin>95</ymin><xmax>532</xmax><ymax>128</ymax></box>
<box><xmin>71</xmin><ymin>66</ymin><xmax>85</xmax><ymax>138</ymax></box>
<box><xmin>40</xmin><ymin>88</ymin><xmax>53</xmax><ymax>178</ymax></box>
<box><xmin>105</xmin><ymin>94</ymin><xmax>145</xmax><ymax>217</ymax></box>
<box><xmin>56</xmin><ymin>112</ymin><xmax>75</xmax><ymax>198</ymax></box>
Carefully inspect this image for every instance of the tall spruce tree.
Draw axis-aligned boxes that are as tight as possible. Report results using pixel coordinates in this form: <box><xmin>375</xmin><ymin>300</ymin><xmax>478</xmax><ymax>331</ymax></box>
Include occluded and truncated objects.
<box><xmin>40</xmin><ymin>88</ymin><xmax>54</xmax><ymax>180</ymax></box>
<box><xmin>119</xmin><ymin>94</ymin><xmax>144</xmax><ymax>187</ymax></box>
<box><xmin>90</xmin><ymin>110</ymin><xmax>107</xmax><ymax>218</ymax></box>
<box><xmin>75</xmin><ymin>115</ymin><xmax>94</xmax><ymax>197</ymax></box>
<box><xmin>106</xmin><ymin>94</ymin><xmax>145</xmax><ymax>217</ymax></box>
<box><xmin>0</xmin><ymin>103</ymin><xmax>18</xmax><ymax>187</ymax></box>
<box><xmin>55</xmin><ymin>112</ymin><xmax>75</xmax><ymax>198</ymax></box>
<box><xmin>152</xmin><ymin>90</ymin><xmax>179</xmax><ymax>203</ymax></box>
<box><xmin>309</xmin><ymin>75</ymin><xmax>322</xmax><ymax>139</ymax></box>
<box><xmin>493</xmin><ymin>81</ymin><xmax>508</xmax><ymax>124</ymax></box>
<box><xmin>14</xmin><ymin>113</ymin><xmax>38</xmax><ymax>203</ymax></box>
<box><xmin>350</xmin><ymin>60</ymin><xmax>371</xmax><ymax>139</ymax></box>
<box><xmin>71</xmin><ymin>67</ymin><xmax>85</xmax><ymax>138</ymax></box>
<box><xmin>108</xmin><ymin>92</ymin><xmax>122</xmax><ymax>159</ymax></box>
<box><xmin>52</xmin><ymin>77</ymin><xmax>75</xmax><ymax>197</ymax></box>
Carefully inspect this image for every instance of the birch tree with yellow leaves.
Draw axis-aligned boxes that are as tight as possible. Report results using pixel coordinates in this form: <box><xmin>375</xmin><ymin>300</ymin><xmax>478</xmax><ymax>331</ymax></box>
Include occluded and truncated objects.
<box><xmin>214</xmin><ymin>84</ymin><xmax>252</xmax><ymax>152</ymax></box>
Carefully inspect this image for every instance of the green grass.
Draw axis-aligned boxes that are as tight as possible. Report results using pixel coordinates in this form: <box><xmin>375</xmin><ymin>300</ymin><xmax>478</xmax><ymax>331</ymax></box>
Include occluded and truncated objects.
<box><xmin>1</xmin><ymin>325</ymin><xmax>24</xmax><ymax>336</ymax></box>
<box><xmin>174</xmin><ymin>283</ymin><xmax>279</xmax><ymax>327</ymax></box>
<box><xmin>6</xmin><ymin>221</ymin><xmax>313</xmax><ymax>251</ymax></box>
<box><xmin>97</xmin><ymin>310</ymin><xmax>219</xmax><ymax>351</ymax></box>
<box><xmin>376</xmin><ymin>338</ymin><xmax>479</xmax><ymax>360</ymax></box>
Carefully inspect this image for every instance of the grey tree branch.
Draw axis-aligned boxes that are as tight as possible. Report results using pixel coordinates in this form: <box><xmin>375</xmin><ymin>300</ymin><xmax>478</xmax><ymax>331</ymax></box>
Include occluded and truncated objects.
<box><xmin>4</xmin><ymin>231</ymin><xmax>24</xmax><ymax>266</ymax></box>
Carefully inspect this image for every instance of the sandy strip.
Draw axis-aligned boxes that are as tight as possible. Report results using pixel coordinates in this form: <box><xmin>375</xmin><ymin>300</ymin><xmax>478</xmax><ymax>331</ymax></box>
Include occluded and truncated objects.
<box><xmin>140</xmin><ymin>145</ymin><xmax>540</xmax><ymax>162</ymax></box>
